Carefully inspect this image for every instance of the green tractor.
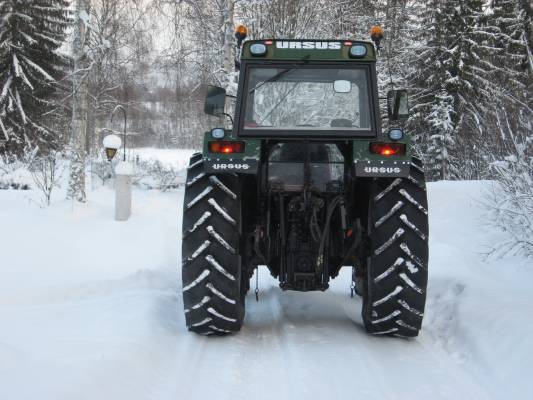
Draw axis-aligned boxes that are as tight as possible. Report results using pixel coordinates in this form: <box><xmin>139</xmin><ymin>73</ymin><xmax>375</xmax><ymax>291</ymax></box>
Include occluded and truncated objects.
<box><xmin>181</xmin><ymin>28</ymin><xmax>428</xmax><ymax>337</ymax></box>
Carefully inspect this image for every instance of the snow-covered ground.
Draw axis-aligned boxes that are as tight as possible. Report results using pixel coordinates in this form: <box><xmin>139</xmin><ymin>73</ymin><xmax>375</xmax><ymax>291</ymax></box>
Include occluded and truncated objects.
<box><xmin>0</xmin><ymin>163</ymin><xmax>531</xmax><ymax>399</ymax></box>
<box><xmin>133</xmin><ymin>147</ymin><xmax>197</xmax><ymax>168</ymax></box>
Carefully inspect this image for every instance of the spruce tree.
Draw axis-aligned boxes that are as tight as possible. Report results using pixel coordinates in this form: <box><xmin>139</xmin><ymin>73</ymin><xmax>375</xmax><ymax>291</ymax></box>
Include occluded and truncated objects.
<box><xmin>488</xmin><ymin>0</ymin><xmax>531</xmax><ymax>136</ymax></box>
<box><xmin>408</xmin><ymin>0</ymin><xmax>456</xmax><ymax>180</ymax></box>
<box><xmin>0</xmin><ymin>0</ymin><xmax>70</xmax><ymax>154</ymax></box>
<box><xmin>409</xmin><ymin>0</ymin><xmax>499</xmax><ymax>180</ymax></box>
<box><xmin>490</xmin><ymin>0</ymin><xmax>530</xmax><ymax>90</ymax></box>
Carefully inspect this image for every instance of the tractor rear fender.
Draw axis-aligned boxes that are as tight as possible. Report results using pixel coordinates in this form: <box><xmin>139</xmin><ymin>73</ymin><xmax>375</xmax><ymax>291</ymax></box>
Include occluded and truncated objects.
<box><xmin>353</xmin><ymin>136</ymin><xmax>412</xmax><ymax>178</ymax></box>
<box><xmin>202</xmin><ymin>129</ymin><xmax>413</xmax><ymax>178</ymax></box>
<box><xmin>202</xmin><ymin>130</ymin><xmax>260</xmax><ymax>174</ymax></box>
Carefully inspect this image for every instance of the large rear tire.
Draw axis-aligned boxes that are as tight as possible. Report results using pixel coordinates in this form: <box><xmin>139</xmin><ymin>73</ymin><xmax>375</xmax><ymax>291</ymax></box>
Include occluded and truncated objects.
<box><xmin>181</xmin><ymin>153</ymin><xmax>245</xmax><ymax>335</ymax></box>
<box><xmin>362</xmin><ymin>157</ymin><xmax>429</xmax><ymax>337</ymax></box>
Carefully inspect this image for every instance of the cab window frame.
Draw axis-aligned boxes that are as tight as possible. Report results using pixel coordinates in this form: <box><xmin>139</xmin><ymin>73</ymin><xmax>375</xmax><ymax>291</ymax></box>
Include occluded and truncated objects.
<box><xmin>235</xmin><ymin>60</ymin><xmax>379</xmax><ymax>138</ymax></box>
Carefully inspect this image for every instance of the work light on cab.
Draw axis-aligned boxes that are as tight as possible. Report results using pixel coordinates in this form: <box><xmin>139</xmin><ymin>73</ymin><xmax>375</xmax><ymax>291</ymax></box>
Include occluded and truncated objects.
<box><xmin>388</xmin><ymin>128</ymin><xmax>404</xmax><ymax>141</ymax></box>
<box><xmin>369</xmin><ymin>142</ymin><xmax>406</xmax><ymax>156</ymax></box>
<box><xmin>250</xmin><ymin>43</ymin><xmax>267</xmax><ymax>56</ymax></box>
<box><xmin>349</xmin><ymin>44</ymin><xmax>367</xmax><ymax>58</ymax></box>
<box><xmin>211</xmin><ymin>128</ymin><xmax>225</xmax><ymax>139</ymax></box>
<box><xmin>209</xmin><ymin>141</ymin><xmax>245</xmax><ymax>154</ymax></box>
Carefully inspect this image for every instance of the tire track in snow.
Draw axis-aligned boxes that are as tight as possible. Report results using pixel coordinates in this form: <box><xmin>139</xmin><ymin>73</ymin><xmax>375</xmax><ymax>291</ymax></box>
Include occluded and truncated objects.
<box><xmin>334</xmin><ymin>270</ymin><xmax>492</xmax><ymax>400</ymax></box>
<box><xmin>143</xmin><ymin>268</ymin><xmax>493</xmax><ymax>400</ymax></box>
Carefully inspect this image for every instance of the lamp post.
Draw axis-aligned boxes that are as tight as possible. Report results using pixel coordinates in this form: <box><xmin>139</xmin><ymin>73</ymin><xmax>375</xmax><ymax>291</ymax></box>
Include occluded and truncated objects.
<box><xmin>110</xmin><ymin>104</ymin><xmax>127</xmax><ymax>161</ymax></box>
<box><xmin>102</xmin><ymin>105</ymin><xmax>133</xmax><ymax>222</ymax></box>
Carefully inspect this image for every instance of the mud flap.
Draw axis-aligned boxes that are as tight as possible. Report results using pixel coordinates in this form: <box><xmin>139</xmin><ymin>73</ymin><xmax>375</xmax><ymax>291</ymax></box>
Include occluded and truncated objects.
<box><xmin>354</xmin><ymin>160</ymin><xmax>410</xmax><ymax>178</ymax></box>
<box><xmin>204</xmin><ymin>159</ymin><xmax>259</xmax><ymax>174</ymax></box>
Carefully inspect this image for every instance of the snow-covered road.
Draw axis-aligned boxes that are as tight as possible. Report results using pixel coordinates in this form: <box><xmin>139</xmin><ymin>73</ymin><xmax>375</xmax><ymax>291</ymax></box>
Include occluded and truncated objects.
<box><xmin>0</xmin><ymin>181</ymin><xmax>531</xmax><ymax>400</ymax></box>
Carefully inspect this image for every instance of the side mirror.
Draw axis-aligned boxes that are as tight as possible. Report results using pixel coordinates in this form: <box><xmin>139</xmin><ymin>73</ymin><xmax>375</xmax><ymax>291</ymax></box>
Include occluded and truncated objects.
<box><xmin>204</xmin><ymin>85</ymin><xmax>226</xmax><ymax>116</ymax></box>
<box><xmin>387</xmin><ymin>89</ymin><xmax>409</xmax><ymax>121</ymax></box>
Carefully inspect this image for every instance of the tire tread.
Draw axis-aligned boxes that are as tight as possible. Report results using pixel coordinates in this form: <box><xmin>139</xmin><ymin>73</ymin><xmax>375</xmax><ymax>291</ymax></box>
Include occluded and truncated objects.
<box><xmin>362</xmin><ymin>158</ymin><xmax>429</xmax><ymax>337</ymax></box>
<box><xmin>181</xmin><ymin>154</ymin><xmax>245</xmax><ymax>335</ymax></box>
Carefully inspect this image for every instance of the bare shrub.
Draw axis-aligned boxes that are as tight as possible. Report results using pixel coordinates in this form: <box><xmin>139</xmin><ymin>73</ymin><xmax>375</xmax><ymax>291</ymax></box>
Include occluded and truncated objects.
<box><xmin>133</xmin><ymin>159</ymin><xmax>183</xmax><ymax>191</ymax></box>
<box><xmin>484</xmin><ymin>113</ymin><xmax>533</xmax><ymax>258</ymax></box>
<box><xmin>29</xmin><ymin>151</ymin><xmax>64</xmax><ymax>206</ymax></box>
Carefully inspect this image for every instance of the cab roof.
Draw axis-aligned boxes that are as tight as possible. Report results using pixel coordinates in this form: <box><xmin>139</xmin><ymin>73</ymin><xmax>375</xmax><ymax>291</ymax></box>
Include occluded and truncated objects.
<box><xmin>241</xmin><ymin>39</ymin><xmax>376</xmax><ymax>62</ymax></box>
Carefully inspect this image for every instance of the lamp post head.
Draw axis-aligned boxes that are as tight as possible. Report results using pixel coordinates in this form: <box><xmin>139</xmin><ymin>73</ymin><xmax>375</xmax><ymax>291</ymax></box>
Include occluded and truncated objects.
<box><xmin>105</xmin><ymin>147</ymin><xmax>118</xmax><ymax>161</ymax></box>
<box><xmin>103</xmin><ymin>133</ymin><xmax>122</xmax><ymax>161</ymax></box>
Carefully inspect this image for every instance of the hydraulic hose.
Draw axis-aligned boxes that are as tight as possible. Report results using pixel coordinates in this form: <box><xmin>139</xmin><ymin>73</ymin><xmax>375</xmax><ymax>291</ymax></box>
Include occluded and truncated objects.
<box><xmin>315</xmin><ymin>195</ymin><xmax>344</xmax><ymax>274</ymax></box>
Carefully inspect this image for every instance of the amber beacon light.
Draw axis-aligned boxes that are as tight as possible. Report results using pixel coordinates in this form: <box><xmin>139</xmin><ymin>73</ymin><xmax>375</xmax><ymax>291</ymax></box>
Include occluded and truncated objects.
<box><xmin>235</xmin><ymin>24</ymin><xmax>248</xmax><ymax>46</ymax></box>
<box><xmin>370</xmin><ymin>25</ymin><xmax>384</xmax><ymax>48</ymax></box>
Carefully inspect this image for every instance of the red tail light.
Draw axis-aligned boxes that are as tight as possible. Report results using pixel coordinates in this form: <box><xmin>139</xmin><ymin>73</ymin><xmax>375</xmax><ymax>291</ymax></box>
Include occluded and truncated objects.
<box><xmin>209</xmin><ymin>141</ymin><xmax>245</xmax><ymax>154</ymax></box>
<box><xmin>369</xmin><ymin>142</ymin><xmax>406</xmax><ymax>156</ymax></box>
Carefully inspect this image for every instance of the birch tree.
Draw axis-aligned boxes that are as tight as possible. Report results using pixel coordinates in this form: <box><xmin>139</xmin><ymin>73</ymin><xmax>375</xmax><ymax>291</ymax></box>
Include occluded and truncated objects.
<box><xmin>67</xmin><ymin>0</ymin><xmax>91</xmax><ymax>202</ymax></box>
<box><xmin>85</xmin><ymin>0</ymin><xmax>154</xmax><ymax>154</ymax></box>
<box><xmin>222</xmin><ymin>0</ymin><xmax>235</xmax><ymax>91</ymax></box>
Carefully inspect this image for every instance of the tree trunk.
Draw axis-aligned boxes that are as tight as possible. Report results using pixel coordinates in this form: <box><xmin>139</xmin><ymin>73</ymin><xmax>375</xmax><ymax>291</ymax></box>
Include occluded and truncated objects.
<box><xmin>222</xmin><ymin>0</ymin><xmax>235</xmax><ymax>90</ymax></box>
<box><xmin>86</xmin><ymin>94</ymin><xmax>95</xmax><ymax>155</ymax></box>
<box><xmin>67</xmin><ymin>0</ymin><xmax>91</xmax><ymax>202</ymax></box>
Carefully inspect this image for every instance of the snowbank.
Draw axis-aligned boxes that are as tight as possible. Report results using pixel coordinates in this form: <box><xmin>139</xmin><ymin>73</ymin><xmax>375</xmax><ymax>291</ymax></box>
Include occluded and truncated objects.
<box><xmin>133</xmin><ymin>147</ymin><xmax>197</xmax><ymax>168</ymax></box>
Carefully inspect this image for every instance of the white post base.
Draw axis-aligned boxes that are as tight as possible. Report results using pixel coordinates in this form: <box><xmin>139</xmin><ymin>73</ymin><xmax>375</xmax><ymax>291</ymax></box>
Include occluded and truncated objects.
<box><xmin>115</xmin><ymin>162</ymin><xmax>133</xmax><ymax>221</ymax></box>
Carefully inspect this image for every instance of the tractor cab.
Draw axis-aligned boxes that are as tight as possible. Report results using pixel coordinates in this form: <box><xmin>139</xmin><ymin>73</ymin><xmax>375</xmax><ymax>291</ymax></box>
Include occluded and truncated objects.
<box><xmin>235</xmin><ymin>40</ymin><xmax>379</xmax><ymax>139</ymax></box>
